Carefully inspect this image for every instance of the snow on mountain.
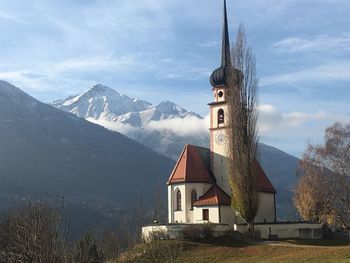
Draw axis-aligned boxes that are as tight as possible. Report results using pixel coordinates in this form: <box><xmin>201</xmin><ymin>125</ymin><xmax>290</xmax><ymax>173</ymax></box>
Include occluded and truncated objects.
<box><xmin>52</xmin><ymin>84</ymin><xmax>152</xmax><ymax>121</ymax></box>
<box><xmin>53</xmin><ymin>84</ymin><xmax>209</xmax><ymax>159</ymax></box>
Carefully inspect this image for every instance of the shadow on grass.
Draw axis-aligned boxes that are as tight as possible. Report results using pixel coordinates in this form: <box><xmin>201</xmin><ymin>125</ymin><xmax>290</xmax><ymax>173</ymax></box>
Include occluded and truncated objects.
<box><xmin>184</xmin><ymin>235</ymin><xmax>250</xmax><ymax>248</ymax></box>
<box><xmin>282</xmin><ymin>239</ymin><xmax>350</xmax><ymax>247</ymax></box>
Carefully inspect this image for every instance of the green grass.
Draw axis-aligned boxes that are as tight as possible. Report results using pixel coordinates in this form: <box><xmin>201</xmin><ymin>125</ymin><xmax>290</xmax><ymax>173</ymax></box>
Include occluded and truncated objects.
<box><xmin>118</xmin><ymin>237</ymin><xmax>350</xmax><ymax>263</ymax></box>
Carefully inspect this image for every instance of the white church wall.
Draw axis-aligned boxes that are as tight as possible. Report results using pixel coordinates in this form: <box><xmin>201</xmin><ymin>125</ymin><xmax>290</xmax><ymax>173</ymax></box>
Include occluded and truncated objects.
<box><xmin>255</xmin><ymin>192</ymin><xmax>276</xmax><ymax>223</ymax></box>
<box><xmin>236</xmin><ymin>223</ymin><xmax>323</xmax><ymax>239</ymax></box>
<box><xmin>193</xmin><ymin>206</ymin><xmax>220</xmax><ymax>223</ymax></box>
<box><xmin>168</xmin><ymin>186</ymin><xmax>172</xmax><ymax>223</ymax></box>
<box><xmin>142</xmin><ymin>224</ymin><xmax>232</xmax><ymax>242</ymax></box>
<box><xmin>169</xmin><ymin>183</ymin><xmax>213</xmax><ymax>223</ymax></box>
<box><xmin>170</xmin><ymin>184</ymin><xmax>187</xmax><ymax>223</ymax></box>
<box><xmin>185</xmin><ymin>183</ymin><xmax>212</xmax><ymax>223</ymax></box>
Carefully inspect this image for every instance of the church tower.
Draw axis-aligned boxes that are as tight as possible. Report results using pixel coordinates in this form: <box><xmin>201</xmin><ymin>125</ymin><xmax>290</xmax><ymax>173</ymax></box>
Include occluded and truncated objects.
<box><xmin>167</xmin><ymin>0</ymin><xmax>277</xmax><ymax>226</ymax></box>
<box><xmin>209</xmin><ymin>0</ymin><xmax>234</xmax><ymax>194</ymax></box>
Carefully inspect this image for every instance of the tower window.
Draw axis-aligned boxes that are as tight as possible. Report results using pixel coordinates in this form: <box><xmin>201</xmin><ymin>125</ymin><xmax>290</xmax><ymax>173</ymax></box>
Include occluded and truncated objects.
<box><xmin>176</xmin><ymin>189</ymin><xmax>182</xmax><ymax>211</ymax></box>
<box><xmin>190</xmin><ymin>189</ymin><xmax>197</xmax><ymax>210</ymax></box>
<box><xmin>203</xmin><ymin>209</ymin><xmax>209</xmax><ymax>221</ymax></box>
<box><xmin>218</xmin><ymin>109</ymin><xmax>224</xmax><ymax>124</ymax></box>
<box><xmin>218</xmin><ymin>91</ymin><xmax>223</xmax><ymax>98</ymax></box>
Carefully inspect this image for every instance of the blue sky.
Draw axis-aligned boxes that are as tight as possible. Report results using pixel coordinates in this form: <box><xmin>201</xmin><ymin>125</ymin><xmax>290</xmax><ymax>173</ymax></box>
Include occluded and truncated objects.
<box><xmin>0</xmin><ymin>0</ymin><xmax>349</xmax><ymax>157</ymax></box>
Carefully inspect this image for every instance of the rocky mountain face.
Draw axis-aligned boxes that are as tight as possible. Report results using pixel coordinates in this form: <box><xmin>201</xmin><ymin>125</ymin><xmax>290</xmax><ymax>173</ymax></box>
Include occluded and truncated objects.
<box><xmin>54</xmin><ymin>84</ymin><xmax>301</xmax><ymax>220</ymax></box>
<box><xmin>0</xmin><ymin>80</ymin><xmax>175</xmax><ymax>235</ymax></box>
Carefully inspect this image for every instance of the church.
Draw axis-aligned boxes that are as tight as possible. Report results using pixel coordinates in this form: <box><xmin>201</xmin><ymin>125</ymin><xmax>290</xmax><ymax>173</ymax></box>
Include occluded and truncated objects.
<box><xmin>167</xmin><ymin>0</ymin><xmax>277</xmax><ymax>226</ymax></box>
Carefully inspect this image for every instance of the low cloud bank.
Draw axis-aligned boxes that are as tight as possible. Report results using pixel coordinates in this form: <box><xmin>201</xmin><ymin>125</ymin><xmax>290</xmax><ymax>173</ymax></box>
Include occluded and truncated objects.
<box><xmin>258</xmin><ymin>104</ymin><xmax>350</xmax><ymax>134</ymax></box>
<box><xmin>88</xmin><ymin>115</ymin><xmax>210</xmax><ymax>137</ymax></box>
<box><xmin>88</xmin><ymin>106</ymin><xmax>349</xmax><ymax>157</ymax></box>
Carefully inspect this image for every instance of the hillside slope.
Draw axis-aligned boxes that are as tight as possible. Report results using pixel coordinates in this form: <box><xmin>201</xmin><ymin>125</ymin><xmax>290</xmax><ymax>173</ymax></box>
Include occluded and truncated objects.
<box><xmin>0</xmin><ymin>80</ymin><xmax>174</xmax><ymax>209</ymax></box>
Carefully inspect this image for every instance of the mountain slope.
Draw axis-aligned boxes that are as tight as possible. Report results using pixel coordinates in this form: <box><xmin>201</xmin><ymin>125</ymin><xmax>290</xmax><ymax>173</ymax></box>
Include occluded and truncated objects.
<box><xmin>0</xmin><ymin>80</ymin><xmax>174</xmax><ymax>208</ymax></box>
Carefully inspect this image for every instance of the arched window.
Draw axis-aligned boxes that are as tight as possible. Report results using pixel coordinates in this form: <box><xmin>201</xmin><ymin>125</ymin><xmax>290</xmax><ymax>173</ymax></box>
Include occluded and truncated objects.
<box><xmin>191</xmin><ymin>189</ymin><xmax>197</xmax><ymax>210</ymax></box>
<box><xmin>218</xmin><ymin>109</ymin><xmax>224</xmax><ymax>125</ymax></box>
<box><xmin>176</xmin><ymin>190</ymin><xmax>182</xmax><ymax>210</ymax></box>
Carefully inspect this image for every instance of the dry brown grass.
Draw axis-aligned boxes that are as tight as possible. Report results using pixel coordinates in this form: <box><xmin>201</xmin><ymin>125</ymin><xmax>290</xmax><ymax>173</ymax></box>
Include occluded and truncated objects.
<box><xmin>117</xmin><ymin>237</ymin><xmax>350</xmax><ymax>263</ymax></box>
<box><xmin>178</xmin><ymin>238</ymin><xmax>350</xmax><ymax>263</ymax></box>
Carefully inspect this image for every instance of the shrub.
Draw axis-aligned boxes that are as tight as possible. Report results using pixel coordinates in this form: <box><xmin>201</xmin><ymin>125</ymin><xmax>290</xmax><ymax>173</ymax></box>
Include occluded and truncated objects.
<box><xmin>182</xmin><ymin>225</ymin><xmax>201</xmax><ymax>240</ymax></box>
<box><xmin>202</xmin><ymin>223</ymin><xmax>214</xmax><ymax>239</ymax></box>
<box><xmin>73</xmin><ymin>233</ymin><xmax>103</xmax><ymax>263</ymax></box>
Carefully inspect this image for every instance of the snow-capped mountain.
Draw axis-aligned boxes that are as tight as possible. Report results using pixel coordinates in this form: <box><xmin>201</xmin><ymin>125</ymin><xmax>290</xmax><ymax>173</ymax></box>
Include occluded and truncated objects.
<box><xmin>53</xmin><ymin>84</ymin><xmax>208</xmax><ymax>159</ymax></box>
<box><xmin>52</xmin><ymin>84</ymin><xmax>152</xmax><ymax>121</ymax></box>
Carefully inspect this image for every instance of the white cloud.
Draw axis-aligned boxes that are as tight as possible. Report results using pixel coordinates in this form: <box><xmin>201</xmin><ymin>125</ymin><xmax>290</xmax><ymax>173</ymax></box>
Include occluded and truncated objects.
<box><xmin>51</xmin><ymin>55</ymin><xmax>144</xmax><ymax>73</ymax></box>
<box><xmin>146</xmin><ymin>115</ymin><xmax>210</xmax><ymax>136</ymax></box>
<box><xmin>0</xmin><ymin>70</ymin><xmax>46</xmax><ymax>91</ymax></box>
<box><xmin>258</xmin><ymin>104</ymin><xmax>350</xmax><ymax>133</ymax></box>
<box><xmin>261</xmin><ymin>61</ymin><xmax>350</xmax><ymax>85</ymax></box>
<box><xmin>0</xmin><ymin>11</ymin><xmax>27</xmax><ymax>24</ymax></box>
<box><xmin>84</xmin><ymin>103</ymin><xmax>350</xmax><ymax>158</ymax></box>
<box><xmin>89</xmin><ymin>115</ymin><xmax>210</xmax><ymax>137</ymax></box>
<box><xmin>273</xmin><ymin>35</ymin><xmax>350</xmax><ymax>53</ymax></box>
<box><xmin>87</xmin><ymin>118</ymin><xmax>141</xmax><ymax>135</ymax></box>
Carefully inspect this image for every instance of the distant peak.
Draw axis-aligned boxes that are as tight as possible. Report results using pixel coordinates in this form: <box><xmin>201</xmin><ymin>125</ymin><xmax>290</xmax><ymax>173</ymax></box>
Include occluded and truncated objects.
<box><xmin>154</xmin><ymin>100</ymin><xmax>189</xmax><ymax>115</ymax></box>
<box><xmin>158</xmin><ymin>100</ymin><xmax>176</xmax><ymax>106</ymax></box>
<box><xmin>90</xmin><ymin>84</ymin><xmax>114</xmax><ymax>93</ymax></box>
<box><xmin>82</xmin><ymin>84</ymin><xmax>120</xmax><ymax>98</ymax></box>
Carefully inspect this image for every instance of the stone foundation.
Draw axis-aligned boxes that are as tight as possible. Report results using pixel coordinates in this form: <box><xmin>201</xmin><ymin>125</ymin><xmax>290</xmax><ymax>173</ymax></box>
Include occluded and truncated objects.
<box><xmin>142</xmin><ymin>222</ymin><xmax>323</xmax><ymax>241</ymax></box>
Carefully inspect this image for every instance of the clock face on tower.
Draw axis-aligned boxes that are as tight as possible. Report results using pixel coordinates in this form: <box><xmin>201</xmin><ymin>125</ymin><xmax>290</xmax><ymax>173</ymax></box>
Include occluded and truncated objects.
<box><xmin>215</xmin><ymin>130</ymin><xmax>227</xmax><ymax>145</ymax></box>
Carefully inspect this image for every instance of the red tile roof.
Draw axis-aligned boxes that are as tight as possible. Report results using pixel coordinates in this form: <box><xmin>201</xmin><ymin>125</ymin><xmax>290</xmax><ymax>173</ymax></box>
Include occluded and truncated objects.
<box><xmin>167</xmin><ymin>144</ymin><xmax>216</xmax><ymax>185</ymax></box>
<box><xmin>193</xmin><ymin>185</ymin><xmax>231</xmax><ymax>206</ymax></box>
<box><xmin>167</xmin><ymin>144</ymin><xmax>276</xmax><ymax>194</ymax></box>
<box><xmin>255</xmin><ymin>160</ymin><xmax>276</xmax><ymax>193</ymax></box>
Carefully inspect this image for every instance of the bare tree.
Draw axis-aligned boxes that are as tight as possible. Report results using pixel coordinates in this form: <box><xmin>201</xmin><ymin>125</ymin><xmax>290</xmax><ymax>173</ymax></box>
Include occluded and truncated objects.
<box><xmin>73</xmin><ymin>233</ymin><xmax>103</xmax><ymax>263</ymax></box>
<box><xmin>130</xmin><ymin>196</ymin><xmax>149</xmax><ymax>243</ymax></box>
<box><xmin>0</xmin><ymin>198</ymin><xmax>68</xmax><ymax>263</ymax></box>
<box><xmin>153</xmin><ymin>181</ymin><xmax>166</xmax><ymax>223</ymax></box>
<box><xmin>227</xmin><ymin>24</ymin><xmax>259</xmax><ymax>236</ymax></box>
<box><xmin>294</xmin><ymin>122</ymin><xmax>350</xmax><ymax>229</ymax></box>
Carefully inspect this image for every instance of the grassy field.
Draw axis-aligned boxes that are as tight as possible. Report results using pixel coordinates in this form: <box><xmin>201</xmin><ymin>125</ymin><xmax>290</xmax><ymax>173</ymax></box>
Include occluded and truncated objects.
<box><xmin>177</xmin><ymin>239</ymin><xmax>350</xmax><ymax>263</ymax></box>
<box><xmin>119</xmin><ymin>237</ymin><xmax>350</xmax><ymax>263</ymax></box>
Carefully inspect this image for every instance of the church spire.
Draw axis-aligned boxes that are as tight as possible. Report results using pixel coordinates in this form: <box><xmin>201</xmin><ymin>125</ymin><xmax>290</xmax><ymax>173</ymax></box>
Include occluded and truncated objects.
<box><xmin>221</xmin><ymin>0</ymin><xmax>232</xmax><ymax>68</ymax></box>
<box><xmin>209</xmin><ymin>0</ymin><xmax>233</xmax><ymax>87</ymax></box>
